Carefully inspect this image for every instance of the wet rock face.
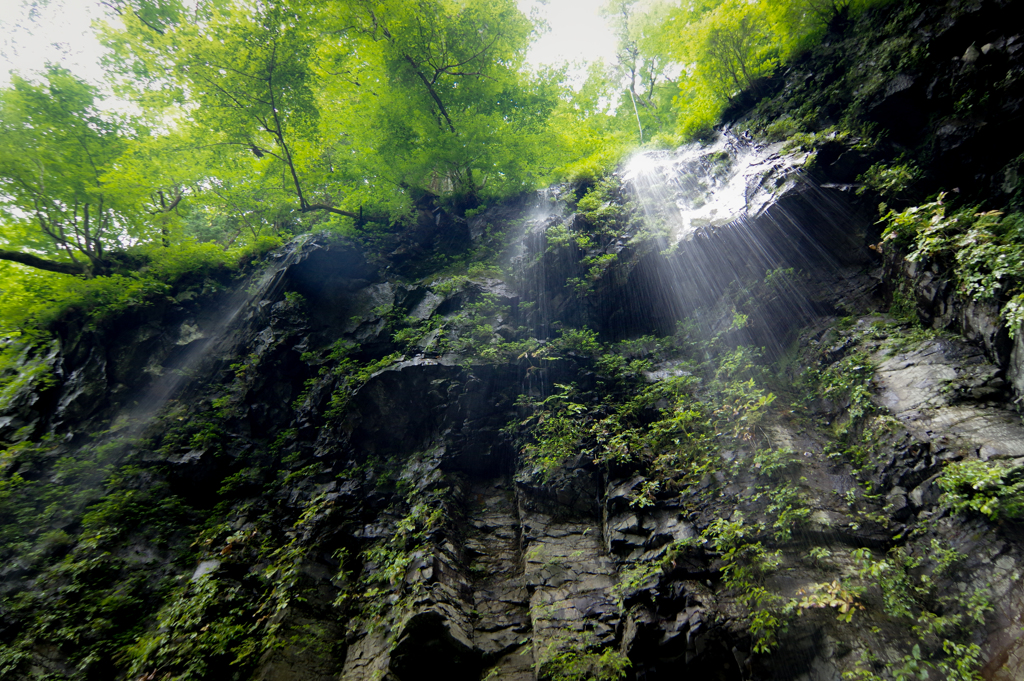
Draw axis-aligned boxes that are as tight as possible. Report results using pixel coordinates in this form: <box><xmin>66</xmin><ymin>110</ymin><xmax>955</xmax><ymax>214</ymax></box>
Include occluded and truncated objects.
<box><xmin>893</xmin><ymin>255</ymin><xmax>1012</xmax><ymax>367</ymax></box>
<box><xmin>5</xmin><ymin>3</ymin><xmax>1024</xmax><ymax>675</ymax></box>
<box><xmin>749</xmin><ymin>0</ymin><xmax>1024</xmax><ymax>206</ymax></box>
<box><xmin>3</xmin><ymin>212</ymin><xmax>1024</xmax><ymax>681</ymax></box>
<box><xmin>506</xmin><ymin>145</ymin><xmax>873</xmax><ymax>351</ymax></box>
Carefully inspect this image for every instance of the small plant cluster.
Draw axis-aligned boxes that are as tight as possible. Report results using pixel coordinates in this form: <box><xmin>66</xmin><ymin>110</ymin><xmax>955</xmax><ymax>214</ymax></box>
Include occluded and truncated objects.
<box><xmin>857</xmin><ymin>158</ymin><xmax>922</xmax><ymax>198</ymax></box>
<box><xmin>798</xmin><ymin>343</ymin><xmax>877</xmax><ymax>438</ymax></box>
<box><xmin>881</xmin><ymin>195</ymin><xmax>1024</xmax><ymax>337</ymax></box>
<box><xmin>568</xmin><ymin>253</ymin><xmax>618</xmax><ymax>297</ymax></box>
<box><xmin>537</xmin><ymin>632</ymin><xmax>631</xmax><ymax>681</ymax></box>
<box><xmin>795</xmin><ymin>579</ymin><xmax>865</xmax><ymax>622</ymax></box>
<box><xmin>937</xmin><ymin>459</ymin><xmax>1024</xmax><ymax>521</ymax></box>
<box><xmin>324</xmin><ymin>350</ymin><xmax>404</xmax><ymax>419</ymax></box>
<box><xmin>505</xmin><ymin>326</ymin><xmax>739</xmax><ymax>487</ymax></box>
<box><xmin>700</xmin><ymin>513</ymin><xmax>788</xmax><ymax>653</ymax></box>
<box><xmin>381</xmin><ymin>279</ymin><xmax>528</xmax><ymax>362</ymax></box>
<box><xmin>537</xmin><ymin>177</ymin><xmax>658</xmax><ymax>298</ymax></box>
<box><xmin>339</xmin><ymin>497</ymin><xmax>447</xmax><ymax>634</ymax></box>
<box><xmin>575</xmin><ymin>177</ymin><xmax>631</xmax><ymax>232</ymax></box>
<box><xmin>838</xmin><ymin>540</ymin><xmax>992</xmax><ymax>681</ymax></box>
<box><xmin>0</xmin><ymin>337</ymin><xmax>59</xmax><ymax>414</ymax></box>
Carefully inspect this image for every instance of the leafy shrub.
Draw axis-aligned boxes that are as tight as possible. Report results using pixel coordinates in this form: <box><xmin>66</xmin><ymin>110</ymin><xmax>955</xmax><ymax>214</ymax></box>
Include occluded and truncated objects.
<box><xmin>515</xmin><ymin>384</ymin><xmax>589</xmax><ymax>478</ymax></box>
<box><xmin>700</xmin><ymin>513</ymin><xmax>786</xmax><ymax>653</ymax></box>
<box><xmin>552</xmin><ymin>327</ymin><xmax>602</xmax><ymax>356</ymax></box>
<box><xmin>576</xmin><ymin>177</ymin><xmax>624</xmax><ymax>226</ymax></box>
<box><xmin>539</xmin><ymin>637</ymin><xmax>631</xmax><ymax>681</ymax></box>
<box><xmin>938</xmin><ymin>459</ymin><xmax>1024</xmax><ymax>520</ymax></box>
<box><xmin>881</xmin><ymin>197</ymin><xmax>1024</xmax><ymax>336</ymax></box>
<box><xmin>857</xmin><ymin>158</ymin><xmax>921</xmax><ymax>197</ymax></box>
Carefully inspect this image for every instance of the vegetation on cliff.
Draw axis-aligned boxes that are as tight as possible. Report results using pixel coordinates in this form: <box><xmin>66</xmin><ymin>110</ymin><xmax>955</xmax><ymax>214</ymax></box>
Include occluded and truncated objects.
<box><xmin>3</xmin><ymin>0</ymin><xmax>1024</xmax><ymax>679</ymax></box>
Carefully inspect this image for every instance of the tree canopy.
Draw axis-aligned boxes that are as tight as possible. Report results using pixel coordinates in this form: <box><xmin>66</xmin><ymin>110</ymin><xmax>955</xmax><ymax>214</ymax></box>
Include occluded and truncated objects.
<box><xmin>0</xmin><ymin>0</ymin><xmax>892</xmax><ymax>304</ymax></box>
<box><xmin>0</xmin><ymin>66</ymin><xmax>134</xmax><ymax>275</ymax></box>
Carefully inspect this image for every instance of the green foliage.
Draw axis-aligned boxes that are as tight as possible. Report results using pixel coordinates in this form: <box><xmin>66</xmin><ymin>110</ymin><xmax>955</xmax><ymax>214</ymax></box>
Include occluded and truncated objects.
<box><xmin>757</xmin><ymin>480</ymin><xmax>811</xmax><ymax>541</ymax></box>
<box><xmin>100</xmin><ymin>0</ymin><xmax>567</xmax><ymax>216</ymax></box>
<box><xmin>936</xmin><ymin>640</ymin><xmax>985</xmax><ymax>681</ymax></box>
<box><xmin>651</xmin><ymin>0</ymin><xmax>890</xmax><ymax>138</ymax></box>
<box><xmin>713</xmin><ymin>376</ymin><xmax>775</xmax><ymax>441</ymax></box>
<box><xmin>360</xmin><ymin>502</ymin><xmax>443</xmax><ymax>587</ymax></box>
<box><xmin>0</xmin><ymin>339</ymin><xmax>59</xmax><ymax>413</ymax></box>
<box><xmin>750</xmin><ymin>446</ymin><xmax>794</xmax><ymax>478</ymax></box>
<box><xmin>577</xmin><ymin>178</ymin><xmax>627</xmax><ymax>226</ymax></box>
<box><xmin>762</xmin><ymin>115</ymin><xmax>805</xmax><ymax>142</ymax></box>
<box><xmin>837</xmin><ymin>540</ymin><xmax>991</xmax><ymax>681</ymax></box>
<box><xmin>125</xmin><ymin>574</ymin><xmax>251</xmax><ymax>679</ymax></box>
<box><xmin>336</xmin><ymin>480</ymin><xmax>450</xmax><ymax>634</ymax></box>
<box><xmin>857</xmin><ymin>158</ymin><xmax>922</xmax><ymax>198</ymax></box>
<box><xmin>600</xmin><ymin>0</ymin><xmax>680</xmax><ymax>143</ymax></box>
<box><xmin>0</xmin><ymin>66</ymin><xmax>131</xmax><ymax>275</ymax></box>
<box><xmin>937</xmin><ymin>459</ymin><xmax>1024</xmax><ymax>520</ymax></box>
<box><xmin>541</xmin><ymin>63</ymin><xmax>637</xmax><ymax>183</ymax></box>
<box><xmin>881</xmin><ymin>196</ymin><xmax>1024</xmax><ymax>337</ymax></box>
<box><xmin>699</xmin><ymin>513</ymin><xmax>786</xmax><ymax>653</ymax></box>
<box><xmin>430</xmin><ymin>275</ymin><xmax>471</xmax><ymax>298</ymax></box>
<box><xmin>795</xmin><ymin>579</ymin><xmax>865</xmax><ymax>622</ymax></box>
<box><xmin>888</xmin><ymin>277</ymin><xmax>919</xmax><ymax>323</ymax></box>
<box><xmin>800</xmin><ymin>349</ymin><xmax>876</xmax><ymax>437</ymax></box>
<box><xmin>324</xmin><ymin>352</ymin><xmax>404</xmax><ymax>419</ymax></box>
<box><xmin>539</xmin><ymin>633</ymin><xmax>632</xmax><ymax>681</ymax></box>
<box><xmin>611</xmin><ymin>560</ymin><xmax>664</xmax><ymax>606</ymax></box>
<box><xmin>423</xmin><ymin>289</ymin><xmax>515</xmax><ymax>358</ymax></box>
<box><xmin>552</xmin><ymin>327</ymin><xmax>603</xmax><ymax>356</ymax></box>
<box><xmin>851</xmin><ymin>546</ymin><xmax>921</xmax><ymax>619</ymax></box>
<box><xmin>505</xmin><ymin>331</ymin><xmax>724</xmax><ymax>491</ymax></box>
<box><xmin>595</xmin><ymin>353</ymin><xmax>654</xmax><ymax>383</ymax></box>
<box><xmin>0</xmin><ymin>235</ymin><xmax>279</xmax><ymax>398</ymax></box>
<box><xmin>762</xmin><ymin>266</ymin><xmax>797</xmax><ymax>288</ymax></box>
<box><xmin>628</xmin><ymin>479</ymin><xmax>661</xmax><ymax>508</ymax></box>
<box><xmin>514</xmin><ymin>383</ymin><xmax>589</xmax><ymax>478</ymax></box>
<box><xmin>0</xmin><ymin>435</ymin><xmax>204</xmax><ymax>680</ymax></box>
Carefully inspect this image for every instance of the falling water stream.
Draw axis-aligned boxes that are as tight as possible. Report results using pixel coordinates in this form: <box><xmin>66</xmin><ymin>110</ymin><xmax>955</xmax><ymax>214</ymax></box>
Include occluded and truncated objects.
<box><xmin>485</xmin><ymin>131</ymin><xmax>876</xmax><ymax>677</ymax></box>
<box><xmin>621</xmin><ymin>132</ymin><xmax>871</xmax><ymax>352</ymax></box>
<box><xmin>624</xmin><ymin>132</ymin><xmax>806</xmax><ymax>242</ymax></box>
<box><xmin>621</xmin><ymin>133</ymin><xmax>873</xmax><ymax>678</ymax></box>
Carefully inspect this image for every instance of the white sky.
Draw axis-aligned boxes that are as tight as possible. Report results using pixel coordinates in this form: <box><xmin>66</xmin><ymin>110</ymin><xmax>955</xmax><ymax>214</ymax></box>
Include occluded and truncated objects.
<box><xmin>0</xmin><ymin>0</ymin><xmax>110</xmax><ymax>87</ymax></box>
<box><xmin>1</xmin><ymin>0</ymin><xmax>619</xmax><ymax>89</ymax></box>
<box><xmin>518</xmin><ymin>0</ymin><xmax>618</xmax><ymax>72</ymax></box>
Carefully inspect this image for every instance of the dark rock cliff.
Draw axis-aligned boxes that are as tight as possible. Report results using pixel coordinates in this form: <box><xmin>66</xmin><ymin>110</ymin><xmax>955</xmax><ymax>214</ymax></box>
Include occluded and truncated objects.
<box><xmin>3</xmin><ymin>1</ymin><xmax>1024</xmax><ymax>680</ymax></box>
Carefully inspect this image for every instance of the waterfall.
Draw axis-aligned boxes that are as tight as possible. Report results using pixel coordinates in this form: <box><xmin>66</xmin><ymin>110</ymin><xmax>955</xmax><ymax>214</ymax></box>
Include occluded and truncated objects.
<box><xmin>623</xmin><ymin>132</ymin><xmax>805</xmax><ymax>242</ymax></box>
<box><xmin>621</xmin><ymin>132</ymin><xmax>874</xmax><ymax>355</ymax></box>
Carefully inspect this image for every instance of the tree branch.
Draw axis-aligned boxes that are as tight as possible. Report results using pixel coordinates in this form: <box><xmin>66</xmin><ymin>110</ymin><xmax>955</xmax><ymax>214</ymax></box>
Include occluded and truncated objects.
<box><xmin>300</xmin><ymin>203</ymin><xmax>359</xmax><ymax>219</ymax></box>
<box><xmin>0</xmin><ymin>249</ymin><xmax>89</xmax><ymax>275</ymax></box>
<box><xmin>148</xmin><ymin>189</ymin><xmax>183</xmax><ymax>215</ymax></box>
<box><xmin>405</xmin><ymin>55</ymin><xmax>456</xmax><ymax>133</ymax></box>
